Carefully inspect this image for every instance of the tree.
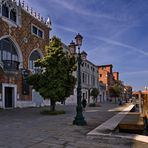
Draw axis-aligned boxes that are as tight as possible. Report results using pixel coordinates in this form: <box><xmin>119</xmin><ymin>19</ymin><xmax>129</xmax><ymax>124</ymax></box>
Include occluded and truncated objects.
<box><xmin>109</xmin><ymin>83</ymin><xmax>122</xmax><ymax>103</ymax></box>
<box><xmin>90</xmin><ymin>88</ymin><xmax>99</xmax><ymax>103</ymax></box>
<box><xmin>28</xmin><ymin>36</ymin><xmax>76</xmax><ymax>111</ymax></box>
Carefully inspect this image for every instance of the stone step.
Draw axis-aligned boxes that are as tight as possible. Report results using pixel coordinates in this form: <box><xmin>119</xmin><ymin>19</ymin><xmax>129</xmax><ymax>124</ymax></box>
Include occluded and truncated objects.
<box><xmin>118</xmin><ymin>112</ymin><xmax>144</xmax><ymax>133</ymax></box>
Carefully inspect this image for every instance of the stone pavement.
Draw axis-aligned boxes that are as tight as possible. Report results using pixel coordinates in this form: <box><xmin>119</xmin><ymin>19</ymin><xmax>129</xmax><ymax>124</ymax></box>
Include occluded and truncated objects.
<box><xmin>88</xmin><ymin>104</ymin><xmax>134</xmax><ymax>134</ymax></box>
<box><xmin>0</xmin><ymin>103</ymin><xmax>148</xmax><ymax>148</ymax></box>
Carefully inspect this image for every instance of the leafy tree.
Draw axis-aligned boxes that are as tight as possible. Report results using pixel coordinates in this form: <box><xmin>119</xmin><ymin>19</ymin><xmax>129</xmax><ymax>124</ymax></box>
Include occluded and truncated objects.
<box><xmin>109</xmin><ymin>83</ymin><xmax>122</xmax><ymax>103</ymax></box>
<box><xmin>90</xmin><ymin>88</ymin><xmax>99</xmax><ymax>103</ymax></box>
<box><xmin>28</xmin><ymin>36</ymin><xmax>76</xmax><ymax>111</ymax></box>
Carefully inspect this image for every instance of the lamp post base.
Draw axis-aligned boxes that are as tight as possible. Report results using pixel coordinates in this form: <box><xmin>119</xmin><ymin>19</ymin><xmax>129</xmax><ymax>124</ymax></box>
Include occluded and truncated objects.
<box><xmin>73</xmin><ymin>106</ymin><xmax>87</xmax><ymax>126</ymax></box>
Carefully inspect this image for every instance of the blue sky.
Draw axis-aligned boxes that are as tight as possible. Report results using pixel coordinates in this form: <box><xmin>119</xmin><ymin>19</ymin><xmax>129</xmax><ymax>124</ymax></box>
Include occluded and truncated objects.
<box><xmin>24</xmin><ymin>0</ymin><xmax>148</xmax><ymax>91</ymax></box>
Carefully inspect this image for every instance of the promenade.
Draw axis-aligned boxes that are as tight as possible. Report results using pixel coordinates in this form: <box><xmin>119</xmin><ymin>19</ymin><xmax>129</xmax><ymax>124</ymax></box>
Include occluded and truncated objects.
<box><xmin>0</xmin><ymin>103</ymin><xmax>148</xmax><ymax>148</ymax></box>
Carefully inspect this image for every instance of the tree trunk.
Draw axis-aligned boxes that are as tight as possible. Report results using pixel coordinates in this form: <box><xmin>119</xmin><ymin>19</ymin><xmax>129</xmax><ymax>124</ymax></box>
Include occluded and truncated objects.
<box><xmin>50</xmin><ymin>99</ymin><xmax>56</xmax><ymax>111</ymax></box>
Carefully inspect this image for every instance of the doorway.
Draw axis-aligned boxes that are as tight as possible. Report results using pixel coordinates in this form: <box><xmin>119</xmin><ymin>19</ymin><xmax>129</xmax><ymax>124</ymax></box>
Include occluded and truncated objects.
<box><xmin>5</xmin><ymin>87</ymin><xmax>13</xmax><ymax>108</ymax></box>
<box><xmin>2</xmin><ymin>84</ymin><xmax>17</xmax><ymax>109</ymax></box>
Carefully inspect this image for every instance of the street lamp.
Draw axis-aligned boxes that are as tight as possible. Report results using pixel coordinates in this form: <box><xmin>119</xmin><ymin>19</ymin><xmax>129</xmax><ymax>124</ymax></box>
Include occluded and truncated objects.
<box><xmin>69</xmin><ymin>33</ymin><xmax>87</xmax><ymax>126</ymax></box>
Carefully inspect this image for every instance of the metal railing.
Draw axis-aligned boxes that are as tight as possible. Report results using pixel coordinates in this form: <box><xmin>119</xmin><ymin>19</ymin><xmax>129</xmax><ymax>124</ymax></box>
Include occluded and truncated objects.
<box><xmin>2</xmin><ymin>60</ymin><xmax>19</xmax><ymax>71</ymax></box>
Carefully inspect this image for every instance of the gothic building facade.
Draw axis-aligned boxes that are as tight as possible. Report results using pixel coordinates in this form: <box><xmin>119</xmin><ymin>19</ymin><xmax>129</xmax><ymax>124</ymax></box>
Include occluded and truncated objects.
<box><xmin>0</xmin><ymin>0</ymin><xmax>51</xmax><ymax>108</ymax></box>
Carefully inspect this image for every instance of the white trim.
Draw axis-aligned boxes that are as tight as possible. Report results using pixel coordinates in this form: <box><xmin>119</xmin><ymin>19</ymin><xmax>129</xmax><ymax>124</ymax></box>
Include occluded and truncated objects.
<box><xmin>0</xmin><ymin>35</ymin><xmax>23</xmax><ymax>68</ymax></box>
<box><xmin>1</xmin><ymin>17</ymin><xmax>17</xmax><ymax>27</ymax></box>
<box><xmin>16</xmin><ymin>101</ymin><xmax>35</xmax><ymax>108</ymax></box>
<box><xmin>31</xmin><ymin>24</ymin><xmax>44</xmax><ymax>39</ymax></box>
<box><xmin>2</xmin><ymin>83</ymin><xmax>17</xmax><ymax>109</ymax></box>
<box><xmin>28</xmin><ymin>48</ymin><xmax>44</xmax><ymax>59</ymax></box>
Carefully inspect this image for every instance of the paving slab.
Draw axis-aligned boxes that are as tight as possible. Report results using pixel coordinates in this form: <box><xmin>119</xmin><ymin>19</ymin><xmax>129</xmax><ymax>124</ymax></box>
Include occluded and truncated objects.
<box><xmin>87</xmin><ymin>104</ymin><xmax>148</xmax><ymax>144</ymax></box>
<box><xmin>0</xmin><ymin>103</ymin><xmax>148</xmax><ymax>148</ymax></box>
<box><xmin>88</xmin><ymin>104</ymin><xmax>134</xmax><ymax>134</ymax></box>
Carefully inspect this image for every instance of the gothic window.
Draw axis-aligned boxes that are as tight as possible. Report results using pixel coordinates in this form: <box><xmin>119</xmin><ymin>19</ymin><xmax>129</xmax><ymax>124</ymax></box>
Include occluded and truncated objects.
<box><xmin>0</xmin><ymin>38</ymin><xmax>19</xmax><ymax>71</ymax></box>
<box><xmin>0</xmin><ymin>38</ymin><xmax>18</xmax><ymax>61</ymax></box>
<box><xmin>2</xmin><ymin>4</ymin><xmax>9</xmax><ymax>18</ymax></box>
<box><xmin>10</xmin><ymin>9</ymin><xmax>16</xmax><ymax>22</ymax></box>
<box><xmin>29</xmin><ymin>50</ymin><xmax>41</xmax><ymax>73</ymax></box>
<box><xmin>2</xmin><ymin>3</ymin><xmax>17</xmax><ymax>23</ymax></box>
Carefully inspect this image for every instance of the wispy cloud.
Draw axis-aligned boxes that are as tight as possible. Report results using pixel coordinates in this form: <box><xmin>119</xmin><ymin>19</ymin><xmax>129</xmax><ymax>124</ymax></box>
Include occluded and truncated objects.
<box><xmin>49</xmin><ymin>0</ymin><xmax>129</xmax><ymax>22</ymax></box>
<box><xmin>93</xmin><ymin>36</ymin><xmax>148</xmax><ymax>56</ymax></box>
<box><xmin>54</xmin><ymin>24</ymin><xmax>77</xmax><ymax>33</ymax></box>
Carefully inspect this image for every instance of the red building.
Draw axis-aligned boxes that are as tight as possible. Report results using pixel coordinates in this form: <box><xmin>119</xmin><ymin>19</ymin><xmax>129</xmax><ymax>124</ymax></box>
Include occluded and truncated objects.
<box><xmin>113</xmin><ymin>72</ymin><xmax>119</xmax><ymax>81</ymax></box>
<box><xmin>98</xmin><ymin>64</ymin><xmax>121</xmax><ymax>100</ymax></box>
<box><xmin>98</xmin><ymin>64</ymin><xmax>114</xmax><ymax>86</ymax></box>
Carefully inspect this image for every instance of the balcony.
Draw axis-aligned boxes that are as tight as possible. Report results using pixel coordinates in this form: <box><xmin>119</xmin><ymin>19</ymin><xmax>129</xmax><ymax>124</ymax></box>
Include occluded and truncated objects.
<box><xmin>2</xmin><ymin>60</ymin><xmax>20</xmax><ymax>72</ymax></box>
<box><xmin>30</xmin><ymin>67</ymin><xmax>42</xmax><ymax>74</ymax></box>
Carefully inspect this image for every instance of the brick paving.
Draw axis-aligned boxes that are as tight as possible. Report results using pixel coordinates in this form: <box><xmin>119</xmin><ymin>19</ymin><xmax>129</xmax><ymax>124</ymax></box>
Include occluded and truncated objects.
<box><xmin>0</xmin><ymin>103</ymin><xmax>148</xmax><ymax>148</ymax></box>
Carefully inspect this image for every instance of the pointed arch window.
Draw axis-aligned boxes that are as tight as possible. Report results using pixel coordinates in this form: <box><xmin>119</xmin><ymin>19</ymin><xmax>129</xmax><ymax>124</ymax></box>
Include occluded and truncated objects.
<box><xmin>10</xmin><ymin>9</ymin><xmax>16</xmax><ymax>22</ymax></box>
<box><xmin>0</xmin><ymin>38</ymin><xmax>19</xmax><ymax>71</ymax></box>
<box><xmin>2</xmin><ymin>4</ymin><xmax>9</xmax><ymax>18</ymax></box>
<box><xmin>29</xmin><ymin>50</ymin><xmax>42</xmax><ymax>73</ymax></box>
<box><xmin>2</xmin><ymin>3</ymin><xmax>17</xmax><ymax>23</ymax></box>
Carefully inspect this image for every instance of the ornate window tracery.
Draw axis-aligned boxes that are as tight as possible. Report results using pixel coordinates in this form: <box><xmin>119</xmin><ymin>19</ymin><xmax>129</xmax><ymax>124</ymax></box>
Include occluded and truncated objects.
<box><xmin>0</xmin><ymin>0</ymin><xmax>20</xmax><ymax>24</ymax></box>
<box><xmin>29</xmin><ymin>50</ymin><xmax>42</xmax><ymax>73</ymax></box>
<box><xmin>0</xmin><ymin>38</ymin><xmax>19</xmax><ymax>71</ymax></box>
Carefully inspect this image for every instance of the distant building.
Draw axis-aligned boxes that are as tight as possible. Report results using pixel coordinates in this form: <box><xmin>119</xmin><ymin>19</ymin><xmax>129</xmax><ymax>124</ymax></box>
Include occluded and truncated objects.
<box><xmin>0</xmin><ymin>0</ymin><xmax>51</xmax><ymax>108</ymax></box>
<box><xmin>80</xmin><ymin>51</ymin><xmax>98</xmax><ymax>104</ymax></box>
<box><xmin>66</xmin><ymin>46</ymin><xmax>99</xmax><ymax>104</ymax></box>
<box><xmin>99</xmin><ymin>81</ymin><xmax>106</xmax><ymax>102</ymax></box>
<box><xmin>124</xmin><ymin>85</ymin><xmax>132</xmax><ymax>101</ymax></box>
<box><xmin>98</xmin><ymin>64</ymin><xmax>115</xmax><ymax>100</ymax></box>
<box><xmin>133</xmin><ymin>87</ymin><xmax>148</xmax><ymax>99</ymax></box>
<box><xmin>98</xmin><ymin>64</ymin><xmax>114</xmax><ymax>86</ymax></box>
<box><xmin>113</xmin><ymin>72</ymin><xmax>119</xmax><ymax>81</ymax></box>
<box><xmin>97</xmin><ymin>64</ymin><xmax>127</xmax><ymax>102</ymax></box>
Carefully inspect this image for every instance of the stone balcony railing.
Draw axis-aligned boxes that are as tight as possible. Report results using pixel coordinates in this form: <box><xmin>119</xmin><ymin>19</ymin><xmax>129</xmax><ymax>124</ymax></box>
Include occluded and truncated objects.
<box><xmin>2</xmin><ymin>60</ymin><xmax>19</xmax><ymax>72</ymax></box>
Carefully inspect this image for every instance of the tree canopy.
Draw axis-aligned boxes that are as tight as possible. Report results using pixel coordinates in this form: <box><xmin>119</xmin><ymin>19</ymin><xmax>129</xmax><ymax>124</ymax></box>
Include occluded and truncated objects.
<box><xmin>28</xmin><ymin>36</ymin><xmax>76</xmax><ymax>111</ymax></box>
<box><xmin>90</xmin><ymin>88</ymin><xmax>99</xmax><ymax>102</ymax></box>
<box><xmin>109</xmin><ymin>83</ymin><xmax>122</xmax><ymax>98</ymax></box>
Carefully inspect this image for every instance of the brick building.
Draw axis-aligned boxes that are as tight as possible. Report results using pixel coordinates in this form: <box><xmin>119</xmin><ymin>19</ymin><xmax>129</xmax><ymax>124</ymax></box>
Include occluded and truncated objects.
<box><xmin>98</xmin><ymin>64</ymin><xmax>120</xmax><ymax>100</ymax></box>
<box><xmin>0</xmin><ymin>0</ymin><xmax>51</xmax><ymax>108</ymax></box>
<box><xmin>98</xmin><ymin>64</ymin><xmax>114</xmax><ymax>86</ymax></box>
<box><xmin>113</xmin><ymin>72</ymin><xmax>119</xmax><ymax>81</ymax></box>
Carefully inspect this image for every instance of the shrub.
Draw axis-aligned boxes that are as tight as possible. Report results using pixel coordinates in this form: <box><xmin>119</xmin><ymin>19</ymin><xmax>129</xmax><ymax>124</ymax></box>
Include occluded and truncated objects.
<box><xmin>88</xmin><ymin>103</ymin><xmax>96</xmax><ymax>107</ymax></box>
<box><xmin>88</xmin><ymin>103</ymin><xmax>101</xmax><ymax>107</ymax></box>
<box><xmin>40</xmin><ymin>110</ymin><xmax>65</xmax><ymax>115</ymax></box>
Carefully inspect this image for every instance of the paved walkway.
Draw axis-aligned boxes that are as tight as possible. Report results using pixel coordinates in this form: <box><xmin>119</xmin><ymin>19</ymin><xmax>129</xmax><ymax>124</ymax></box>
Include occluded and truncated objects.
<box><xmin>88</xmin><ymin>104</ymin><xmax>134</xmax><ymax>134</ymax></box>
<box><xmin>0</xmin><ymin>103</ymin><xmax>148</xmax><ymax>148</ymax></box>
<box><xmin>88</xmin><ymin>104</ymin><xmax>148</xmax><ymax>144</ymax></box>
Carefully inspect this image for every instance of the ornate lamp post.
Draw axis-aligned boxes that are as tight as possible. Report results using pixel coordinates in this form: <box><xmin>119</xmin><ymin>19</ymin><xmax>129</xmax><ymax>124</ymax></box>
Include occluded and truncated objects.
<box><xmin>69</xmin><ymin>33</ymin><xmax>87</xmax><ymax>125</ymax></box>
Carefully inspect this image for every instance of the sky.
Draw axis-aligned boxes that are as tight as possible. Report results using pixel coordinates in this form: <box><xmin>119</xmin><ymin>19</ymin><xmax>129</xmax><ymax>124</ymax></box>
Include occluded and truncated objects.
<box><xmin>24</xmin><ymin>0</ymin><xmax>148</xmax><ymax>91</ymax></box>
